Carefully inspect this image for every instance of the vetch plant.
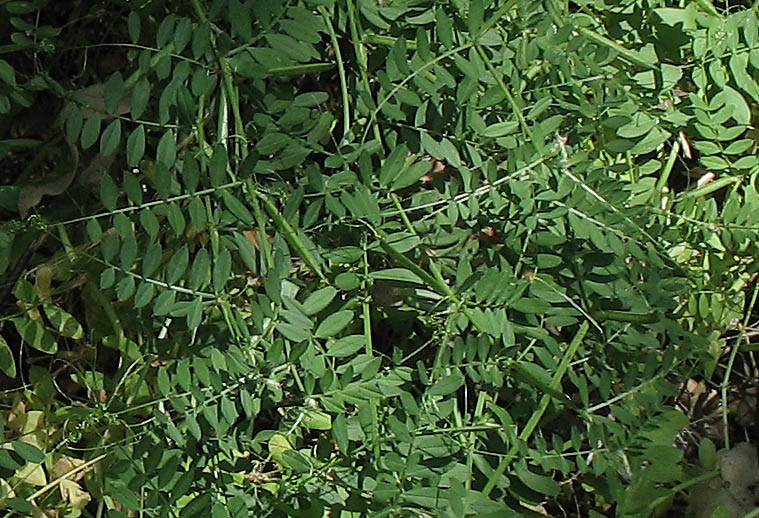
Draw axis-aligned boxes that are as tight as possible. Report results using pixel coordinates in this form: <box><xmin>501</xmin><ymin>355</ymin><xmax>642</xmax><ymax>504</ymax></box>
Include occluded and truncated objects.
<box><xmin>0</xmin><ymin>1</ymin><xmax>758</xmax><ymax>517</ymax></box>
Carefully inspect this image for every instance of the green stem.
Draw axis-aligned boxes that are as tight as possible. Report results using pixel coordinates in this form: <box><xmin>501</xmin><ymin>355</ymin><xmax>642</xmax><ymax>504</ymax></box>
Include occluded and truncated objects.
<box><xmin>318</xmin><ymin>6</ymin><xmax>350</xmax><ymax>139</ymax></box>
<box><xmin>483</xmin><ymin>321</ymin><xmax>589</xmax><ymax>496</ymax></box>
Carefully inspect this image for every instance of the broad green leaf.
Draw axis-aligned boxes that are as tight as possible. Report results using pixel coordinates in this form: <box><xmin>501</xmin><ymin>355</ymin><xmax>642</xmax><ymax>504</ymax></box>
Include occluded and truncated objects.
<box><xmin>281</xmin><ymin>450</ymin><xmax>312</xmax><ymax>473</ymax></box>
<box><xmin>302</xmin><ymin>286</ymin><xmax>337</xmax><ymax>315</ymax></box>
<box><xmin>167</xmin><ymin>201</ymin><xmax>186</xmax><ymax>236</ymax></box>
<box><xmin>698</xmin><ymin>437</ymin><xmax>717</xmax><ymax>470</ymax></box>
<box><xmin>268</xmin><ymin>433</ymin><xmax>293</xmax><ymax>462</ymax></box>
<box><xmin>467</xmin><ymin>0</ymin><xmax>484</xmax><ymax>35</ymax></box>
<box><xmin>157</xmin><ymin>367</ymin><xmax>171</xmax><ymax>397</ymax></box>
<box><xmin>186</xmin><ymin>297</ymin><xmax>203</xmax><ymax>330</ymax></box>
<box><xmin>327</xmin><ymin>335</ymin><xmax>365</xmax><ymax>357</ymax></box>
<box><xmin>436</xmin><ymin>9</ymin><xmax>453</xmax><ymax>48</ymax></box>
<box><xmin>222</xmin><ymin>191</ymin><xmax>254</xmax><ymax>224</ymax></box>
<box><xmin>99</xmin><ymin>174</ymin><xmax>118</xmax><ymax>211</ymax></box>
<box><xmin>303</xmin><ymin>410</ymin><xmax>331</xmax><ymax>430</ymax></box>
<box><xmin>123</xmin><ymin>170</ymin><xmax>143</xmax><ymax>205</ymax></box>
<box><xmin>323</xmin><ymin>246</ymin><xmax>363</xmax><ymax>264</ymax></box>
<box><xmin>127</xmin><ymin>11</ymin><xmax>140</xmax><ymax>43</ymax></box>
<box><xmin>427</xmin><ymin>371</ymin><xmax>464</xmax><ymax>396</ymax></box>
<box><xmin>126</xmin><ymin>125</ymin><xmax>145</xmax><ymax>167</ymax></box>
<box><xmin>140</xmin><ymin>209</ymin><xmax>159</xmax><ymax>238</ymax></box>
<box><xmin>104</xmin><ymin>72</ymin><xmax>125</xmax><ymax>115</ymax></box>
<box><xmin>42</xmin><ymin>305</ymin><xmax>84</xmax><ymax>339</ymax></box>
<box><xmin>157</xmin><ymin>131</ymin><xmax>176</xmax><ymax>168</ymax></box>
<box><xmin>277</xmin><ymin>323</ymin><xmax>310</xmax><ymax>342</ymax></box>
<box><xmin>12</xmin><ymin>440</ymin><xmax>44</xmax><ymax>463</ymax></box>
<box><xmin>293</xmin><ymin>91</ymin><xmax>328</xmax><ymax>107</ymax></box>
<box><xmin>213</xmin><ymin>248</ymin><xmax>231</xmax><ymax>294</ymax></box>
<box><xmin>174</xmin><ymin>17</ymin><xmax>192</xmax><ymax>53</ymax></box>
<box><xmin>153</xmin><ymin>290</ymin><xmax>177</xmax><ymax>316</ymax></box>
<box><xmin>233</xmin><ymin>232</ymin><xmax>256</xmax><ymax>271</ymax></box>
<box><xmin>131</xmin><ymin>78</ymin><xmax>150</xmax><ymax>119</ymax></box>
<box><xmin>120</xmin><ymin>234</ymin><xmax>138</xmax><ymax>270</ymax></box>
<box><xmin>514</xmin><ymin>460</ymin><xmax>560</xmax><ymax>496</ymax></box>
<box><xmin>65</xmin><ymin>105</ymin><xmax>83</xmax><ymax>143</ymax></box>
<box><xmin>80</xmin><ymin>114</ymin><xmax>101</xmax><ymax>150</ymax></box>
<box><xmin>100</xmin><ymin>268</ymin><xmax>115</xmax><ymax>289</ymax></box>
<box><xmin>142</xmin><ymin>241</ymin><xmax>162</xmax><ymax>277</ymax></box>
<box><xmin>391</xmin><ymin>160</ymin><xmax>432</xmax><ymax>191</ymax></box>
<box><xmin>0</xmin><ymin>59</ymin><xmax>16</xmax><ymax>86</ymax></box>
<box><xmin>370</xmin><ymin>268</ymin><xmax>423</xmax><ymax>286</ymax></box>
<box><xmin>189</xmin><ymin>248</ymin><xmax>210</xmax><ymax>291</ymax></box>
<box><xmin>314</xmin><ymin>310</ymin><xmax>354</xmax><ymax>338</ymax></box>
<box><xmin>166</xmin><ymin>246</ymin><xmax>189</xmax><ymax>284</ymax></box>
<box><xmin>510</xmin><ymin>297</ymin><xmax>550</xmax><ymax>314</ymax></box>
<box><xmin>0</xmin><ymin>335</ymin><xmax>16</xmax><ymax>377</ymax></box>
<box><xmin>210</xmin><ymin>145</ymin><xmax>228</xmax><ymax>187</ymax></box>
<box><xmin>379</xmin><ymin>144</ymin><xmax>409</xmax><ymax>187</ymax></box>
<box><xmin>12</xmin><ymin>317</ymin><xmax>57</xmax><ymax>354</ymax></box>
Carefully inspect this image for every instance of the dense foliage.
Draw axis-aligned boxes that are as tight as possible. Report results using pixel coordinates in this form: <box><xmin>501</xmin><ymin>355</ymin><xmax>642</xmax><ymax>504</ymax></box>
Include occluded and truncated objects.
<box><xmin>1</xmin><ymin>0</ymin><xmax>758</xmax><ymax>517</ymax></box>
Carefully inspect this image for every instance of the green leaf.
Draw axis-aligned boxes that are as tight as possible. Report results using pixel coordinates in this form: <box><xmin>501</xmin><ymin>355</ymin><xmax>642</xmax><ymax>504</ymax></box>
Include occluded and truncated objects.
<box><xmin>281</xmin><ymin>450</ymin><xmax>312</xmax><ymax>473</ymax></box>
<box><xmin>127</xmin><ymin>11</ymin><xmax>140</xmax><ymax>43</ymax></box>
<box><xmin>268</xmin><ymin>433</ymin><xmax>293</xmax><ymax>462</ymax></box>
<box><xmin>392</xmin><ymin>161</ymin><xmax>432</xmax><ymax>191</ymax></box>
<box><xmin>104</xmin><ymin>72</ymin><xmax>125</xmax><ymax>115</ymax></box>
<box><xmin>142</xmin><ymin>241</ymin><xmax>162</xmax><ymax>277</ymax></box>
<box><xmin>327</xmin><ymin>335</ymin><xmax>365</xmax><ymax>357</ymax></box>
<box><xmin>467</xmin><ymin>0</ymin><xmax>484</xmax><ymax>35</ymax></box>
<box><xmin>166</xmin><ymin>245</ymin><xmax>189</xmax><ymax>284</ymax></box>
<box><xmin>213</xmin><ymin>248</ymin><xmax>231</xmax><ymax>294</ymax></box>
<box><xmin>233</xmin><ymin>232</ymin><xmax>256</xmax><ymax>271</ymax></box>
<box><xmin>379</xmin><ymin>144</ymin><xmax>409</xmax><ymax>187</ymax></box>
<box><xmin>120</xmin><ymin>234</ymin><xmax>138</xmax><ymax>270</ymax></box>
<box><xmin>81</xmin><ymin>114</ymin><xmax>101</xmax><ymax>150</ymax></box>
<box><xmin>134</xmin><ymin>282</ymin><xmax>154</xmax><ymax>308</ymax></box>
<box><xmin>222</xmin><ymin>191</ymin><xmax>254</xmax><ymax>224</ymax></box>
<box><xmin>210</xmin><ymin>145</ymin><xmax>228</xmax><ymax>187</ymax></box>
<box><xmin>153</xmin><ymin>290</ymin><xmax>177</xmax><ymax>316</ymax></box>
<box><xmin>713</xmin><ymin>86</ymin><xmax>751</xmax><ymax>125</ymax></box>
<box><xmin>123</xmin><ymin>170</ymin><xmax>143</xmax><ymax>205</ymax></box>
<box><xmin>514</xmin><ymin>460</ymin><xmax>560</xmax><ymax>496</ymax></box>
<box><xmin>303</xmin><ymin>410</ymin><xmax>331</xmax><ymax>430</ymax></box>
<box><xmin>131</xmin><ymin>78</ymin><xmax>150</xmax><ymax>119</ymax></box>
<box><xmin>0</xmin><ymin>335</ymin><xmax>16</xmax><ymax>377</ymax></box>
<box><xmin>302</xmin><ymin>286</ymin><xmax>337</xmax><ymax>315</ymax></box>
<box><xmin>65</xmin><ymin>105</ymin><xmax>83</xmax><ymax>143</ymax></box>
<box><xmin>189</xmin><ymin>248</ymin><xmax>210</xmax><ymax>291</ymax></box>
<box><xmin>12</xmin><ymin>317</ymin><xmax>57</xmax><ymax>354</ymax></box>
<box><xmin>99</xmin><ymin>174</ymin><xmax>118</xmax><ymax>211</ymax></box>
<box><xmin>277</xmin><ymin>323</ymin><xmax>311</xmax><ymax>342</ymax></box>
<box><xmin>100</xmin><ymin>268</ymin><xmax>115</xmax><ymax>289</ymax></box>
<box><xmin>436</xmin><ymin>9</ymin><xmax>454</xmax><ymax>48</ymax></box>
<box><xmin>42</xmin><ymin>305</ymin><xmax>84</xmax><ymax>339</ymax></box>
<box><xmin>293</xmin><ymin>91</ymin><xmax>328</xmax><ymax>107</ymax></box>
<box><xmin>0</xmin><ymin>59</ymin><xmax>17</xmax><ymax>86</ymax></box>
<box><xmin>174</xmin><ymin>17</ymin><xmax>192</xmax><ymax>53</ymax></box>
<box><xmin>12</xmin><ymin>440</ymin><xmax>44</xmax><ymax>463</ymax></box>
<box><xmin>229</xmin><ymin>0</ymin><xmax>252</xmax><ymax>40</ymax></box>
<box><xmin>481</xmin><ymin>121</ymin><xmax>520</xmax><ymax>138</ymax></box>
<box><xmin>370</xmin><ymin>268</ymin><xmax>424</xmax><ymax>286</ymax></box>
<box><xmin>428</xmin><ymin>371</ymin><xmax>464</xmax><ymax>396</ymax></box>
<box><xmin>314</xmin><ymin>310</ymin><xmax>354</xmax><ymax>338</ymax></box>
<box><xmin>157</xmin><ymin>131</ymin><xmax>177</xmax><ymax>168</ymax></box>
<box><xmin>187</xmin><ymin>296</ymin><xmax>203</xmax><ymax>330</ymax></box>
<box><xmin>127</xmin><ymin>125</ymin><xmax>145</xmax><ymax>167</ymax></box>
<box><xmin>167</xmin><ymin>201</ymin><xmax>186</xmax><ymax>235</ymax></box>
<box><xmin>140</xmin><ymin>209</ymin><xmax>159</xmax><ymax>238</ymax></box>
<box><xmin>109</xmin><ymin>482</ymin><xmax>140</xmax><ymax>510</ymax></box>
<box><xmin>698</xmin><ymin>437</ymin><xmax>717</xmax><ymax>470</ymax></box>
